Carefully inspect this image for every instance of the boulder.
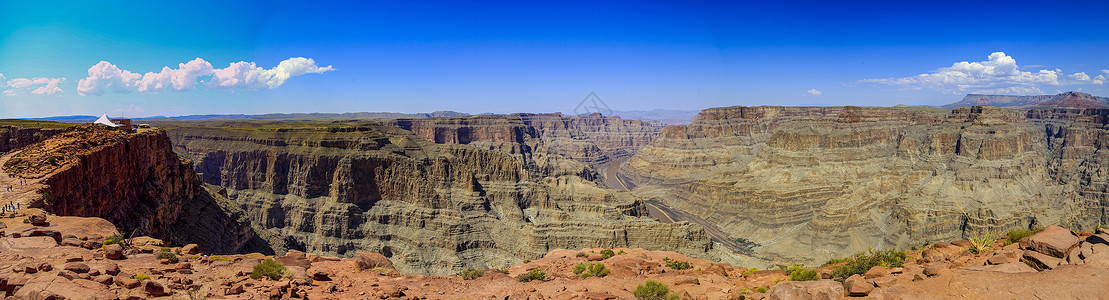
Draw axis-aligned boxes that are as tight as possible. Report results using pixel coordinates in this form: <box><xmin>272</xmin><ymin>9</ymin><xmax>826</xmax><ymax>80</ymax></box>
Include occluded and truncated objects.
<box><xmin>38</xmin><ymin>262</ymin><xmax>52</xmax><ymax>272</ymax></box>
<box><xmin>104</xmin><ymin>244</ymin><xmax>124</xmax><ymax>259</ymax></box>
<box><xmin>987</xmin><ymin>254</ymin><xmax>1011</xmax><ymax>265</ymax></box>
<box><xmin>309</xmin><ymin>268</ymin><xmax>330</xmax><ymax>281</ymax></box>
<box><xmin>144</xmin><ymin>280</ymin><xmax>166</xmax><ymax>296</ymax></box>
<box><xmin>14</xmin><ymin>276</ymin><xmax>114</xmax><ymax>300</ymax></box>
<box><xmin>61</xmin><ymin>237</ymin><xmax>84</xmax><ymax>247</ymax></box>
<box><xmin>28</xmin><ymin>212</ymin><xmax>47</xmax><ymax>225</ymax></box>
<box><xmin>182</xmin><ymin>243</ymin><xmax>199</xmax><ymax>255</ymax></box>
<box><xmin>923</xmin><ymin>263</ymin><xmax>946</xmax><ymax>276</ymax></box>
<box><xmin>1024</xmin><ymin>225</ymin><xmax>1081</xmax><ymax>258</ymax></box>
<box><xmin>582</xmin><ymin>291</ymin><xmax>618</xmax><ymax>300</ymax></box>
<box><xmin>765</xmin><ymin>280</ymin><xmax>845</xmax><ymax>300</ymax></box>
<box><xmin>1022</xmin><ymin>250</ymin><xmax>1062</xmax><ymax>271</ymax></box>
<box><xmin>863</xmin><ymin>266</ymin><xmax>889</xmax><ymax>279</ymax></box>
<box><xmin>844</xmin><ymin>274</ymin><xmax>874</xmax><ymax>296</ymax></box>
<box><xmin>353</xmin><ymin>252</ymin><xmax>395</xmax><ymax>272</ymax></box>
<box><xmin>120</xmin><ymin>277</ymin><xmax>140</xmax><ymax>289</ymax></box>
<box><xmin>64</xmin><ymin>262</ymin><xmax>90</xmax><ymax>273</ymax></box>
<box><xmin>104</xmin><ymin>262</ymin><xmax>120</xmax><ymax>275</ymax></box>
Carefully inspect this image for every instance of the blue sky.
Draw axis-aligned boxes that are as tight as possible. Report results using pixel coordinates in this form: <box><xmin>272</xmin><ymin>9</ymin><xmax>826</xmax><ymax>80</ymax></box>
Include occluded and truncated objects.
<box><xmin>1</xmin><ymin>0</ymin><xmax>1108</xmax><ymax>118</ymax></box>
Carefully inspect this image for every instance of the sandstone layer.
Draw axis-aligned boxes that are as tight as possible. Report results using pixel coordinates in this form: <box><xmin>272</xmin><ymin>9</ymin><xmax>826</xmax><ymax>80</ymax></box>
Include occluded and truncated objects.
<box><xmin>0</xmin><ymin>123</ymin><xmax>64</xmax><ymax>153</ymax></box>
<box><xmin>0</xmin><ymin>124</ymin><xmax>257</xmax><ymax>254</ymax></box>
<box><xmin>623</xmin><ymin>105</ymin><xmax>1109</xmax><ymax>265</ymax></box>
<box><xmin>161</xmin><ymin>120</ymin><xmax>726</xmax><ymax>275</ymax></box>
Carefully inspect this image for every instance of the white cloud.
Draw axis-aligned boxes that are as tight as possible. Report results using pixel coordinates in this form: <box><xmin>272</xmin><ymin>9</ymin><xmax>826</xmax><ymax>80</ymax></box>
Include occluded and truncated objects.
<box><xmin>0</xmin><ymin>73</ymin><xmax>5</xmax><ymax>88</ymax></box>
<box><xmin>79</xmin><ymin>57</ymin><xmax>334</xmax><ymax>95</ymax></box>
<box><xmin>2</xmin><ymin>76</ymin><xmax>66</xmax><ymax>95</ymax></box>
<box><xmin>7</xmin><ymin>78</ymin><xmax>34</xmax><ymax>88</ymax></box>
<box><xmin>30</xmin><ymin>78</ymin><xmax>65</xmax><ymax>95</ymax></box>
<box><xmin>1069</xmin><ymin>72</ymin><xmax>1091</xmax><ymax>81</ymax></box>
<box><xmin>77</xmin><ymin>61</ymin><xmax>142</xmax><ymax>96</ymax></box>
<box><xmin>807</xmin><ymin>89</ymin><xmax>822</xmax><ymax>96</ymax></box>
<box><xmin>1094</xmin><ymin>75</ymin><xmax>1106</xmax><ymax>85</ymax></box>
<box><xmin>860</xmin><ymin>52</ymin><xmax>1068</xmax><ymax>95</ymax></box>
<box><xmin>211</xmin><ymin>57</ymin><xmax>334</xmax><ymax>89</ymax></box>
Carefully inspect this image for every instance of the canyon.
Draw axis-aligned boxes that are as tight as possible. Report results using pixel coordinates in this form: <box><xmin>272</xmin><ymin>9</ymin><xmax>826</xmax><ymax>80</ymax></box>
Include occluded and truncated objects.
<box><xmin>156</xmin><ymin>115</ymin><xmax>740</xmax><ymax>275</ymax></box>
<box><xmin>622</xmin><ymin>105</ymin><xmax>1109</xmax><ymax>265</ymax></box>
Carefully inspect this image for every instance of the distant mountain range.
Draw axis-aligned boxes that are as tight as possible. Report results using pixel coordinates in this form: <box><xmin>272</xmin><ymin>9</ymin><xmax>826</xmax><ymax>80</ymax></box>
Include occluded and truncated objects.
<box><xmin>942</xmin><ymin>91</ymin><xmax>1109</xmax><ymax>109</ymax></box>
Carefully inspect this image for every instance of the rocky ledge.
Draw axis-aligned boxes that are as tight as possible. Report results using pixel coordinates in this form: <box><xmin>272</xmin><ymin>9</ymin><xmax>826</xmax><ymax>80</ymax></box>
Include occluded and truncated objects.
<box><xmin>0</xmin><ymin>211</ymin><xmax>1106</xmax><ymax>299</ymax></box>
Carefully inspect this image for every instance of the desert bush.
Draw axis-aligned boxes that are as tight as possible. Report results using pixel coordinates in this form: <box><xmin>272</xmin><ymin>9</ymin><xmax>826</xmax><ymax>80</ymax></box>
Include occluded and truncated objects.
<box><xmin>156</xmin><ymin>250</ymin><xmax>178</xmax><ymax>263</ymax></box>
<box><xmin>787</xmin><ymin>264</ymin><xmax>818</xmax><ymax>281</ymax></box>
<box><xmin>575</xmin><ymin>263</ymin><xmax>610</xmax><ymax>278</ymax></box>
<box><xmin>830</xmin><ymin>249</ymin><xmax>906</xmax><ymax>281</ymax></box>
<box><xmin>516</xmin><ymin>268</ymin><xmax>545</xmax><ymax>282</ymax></box>
<box><xmin>968</xmin><ymin>232</ymin><xmax>995</xmax><ymax>254</ymax></box>
<box><xmin>250</xmin><ymin>259</ymin><xmax>287</xmax><ymax>280</ymax></box>
<box><xmin>1005</xmin><ymin>228</ymin><xmax>1033</xmax><ymax>246</ymax></box>
<box><xmin>209</xmin><ymin>256</ymin><xmax>232</xmax><ymax>262</ymax></box>
<box><xmin>633</xmin><ymin>280</ymin><xmax>679</xmax><ymax>300</ymax></box>
<box><xmin>458</xmin><ymin>268</ymin><xmax>484</xmax><ymax>280</ymax></box>
<box><xmin>755</xmin><ymin>286</ymin><xmax>768</xmax><ymax>293</ymax></box>
<box><xmin>617</xmin><ymin>250</ymin><xmax>627</xmax><ymax>255</ymax></box>
<box><xmin>664</xmin><ymin>259</ymin><xmax>691</xmax><ymax>270</ymax></box>
<box><xmin>600</xmin><ymin>249</ymin><xmax>615</xmax><ymax>259</ymax></box>
<box><xmin>576</xmin><ymin>252</ymin><xmax>589</xmax><ymax>258</ymax></box>
<box><xmin>103</xmin><ymin>234</ymin><xmax>124</xmax><ymax>245</ymax></box>
<box><xmin>132</xmin><ymin>274</ymin><xmax>151</xmax><ymax>281</ymax></box>
<box><xmin>744</xmin><ymin>267</ymin><xmax>759</xmax><ymax>274</ymax></box>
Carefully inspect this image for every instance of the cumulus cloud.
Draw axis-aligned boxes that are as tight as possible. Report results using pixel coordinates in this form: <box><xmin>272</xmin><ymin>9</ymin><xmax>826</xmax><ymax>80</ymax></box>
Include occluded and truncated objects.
<box><xmin>2</xmin><ymin>76</ymin><xmax>66</xmax><ymax>95</ymax></box>
<box><xmin>78</xmin><ymin>57</ymin><xmax>334</xmax><ymax>96</ymax></box>
<box><xmin>1069</xmin><ymin>72</ymin><xmax>1091</xmax><ymax>81</ymax></box>
<box><xmin>860</xmin><ymin>52</ymin><xmax>1070</xmax><ymax>95</ymax></box>
<box><xmin>77</xmin><ymin>61</ymin><xmax>143</xmax><ymax>96</ymax></box>
<box><xmin>30</xmin><ymin>78</ymin><xmax>66</xmax><ymax>95</ymax></box>
<box><xmin>807</xmin><ymin>89</ymin><xmax>822</xmax><ymax>96</ymax></box>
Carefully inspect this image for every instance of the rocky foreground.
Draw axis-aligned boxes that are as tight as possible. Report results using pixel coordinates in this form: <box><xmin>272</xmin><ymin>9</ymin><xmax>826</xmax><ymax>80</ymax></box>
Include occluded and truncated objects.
<box><xmin>1</xmin><ymin>209</ymin><xmax>1107</xmax><ymax>299</ymax></box>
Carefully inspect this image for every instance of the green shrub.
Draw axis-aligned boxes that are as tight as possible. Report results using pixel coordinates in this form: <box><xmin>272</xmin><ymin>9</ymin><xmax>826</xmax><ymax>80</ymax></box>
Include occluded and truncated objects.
<box><xmin>633</xmin><ymin>280</ymin><xmax>679</xmax><ymax>300</ymax></box>
<box><xmin>665</xmin><ymin>259</ymin><xmax>691</xmax><ymax>270</ymax></box>
<box><xmin>787</xmin><ymin>265</ymin><xmax>818</xmax><ymax>281</ymax></box>
<box><xmin>160</xmin><ymin>247</ymin><xmax>171</xmax><ymax>253</ymax></box>
<box><xmin>458</xmin><ymin>268</ymin><xmax>484</xmax><ymax>280</ymax></box>
<box><xmin>617</xmin><ymin>250</ymin><xmax>627</xmax><ymax>255</ymax></box>
<box><xmin>156</xmin><ymin>251</ymin><xmax>178</xmax><ymax>263</ymax></box>
<box><xmin>523</xmin><ymin>259</ymin><xmax>531</xmax><ymax>263</ymax></box>
<box><xmin>968</xmin><ymin>232</ymin><xmax>995</xmax><ymax>254</ymax></box>
<box><xmin>600</xmin><ymin>249</ymin><xmax>615</xmax><ymax>259</ymax></box>
<box><xmin>744</xmin><ymin>267</ymin><xmax>759</xmax><ymax>274</ymax></box>
<box><xmin>516</xmin><ymin>268</ymin><xmax>545</xmax><ymax>282</ymax></box>
<box><xmin>1005</xmin><ymin>228</ymin><xmax>1033</xmax><ymax>246</ymax></box>
<box><xmin>210</xmin><ymin>256</ymin><xmax>232</xmax><ymax>262</ymax></box>
<box><xmin>576</xmin><ymin>252</ymin><xmax>589</xmax><ymax>258</ymax></box>
<box><xmin>830</xmin><ymin>249</ymin><xmax>906</xmax><ymax>281</ymax></box>
<box><xmin>103</xmin><ymin>234</ymin><xmax>124</xmax><ymax>245</ymax></box>
<box><xmin>132</xmin><ymin>274</ymin><xmax>151</xmax><ymax>281</ymax></box>
<box><xmin>824</xmin><ymin>258</ymin><xmax>847</xmax><ymax>266</ymax></box>
<box><xmin>755</xmin><ymin>286</ymin><xmax>768</xmax><ymax>293</ymax></box>
<box><xmin>575</xmin><ymin>263</ymin><xmax>610</xmax><ymax>279</ymax></box>
<box><xmin>250</xmin><ymin>259</ymin><xmax>287</xmax><ymax>280</ymax></box>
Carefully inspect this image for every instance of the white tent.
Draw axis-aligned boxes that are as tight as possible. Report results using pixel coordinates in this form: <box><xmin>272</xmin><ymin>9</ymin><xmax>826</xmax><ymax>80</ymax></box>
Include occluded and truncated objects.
<box><xmin>93</xmin><ymin>114</ymin><xmax>120</xmax><ymax>127</ymax></box>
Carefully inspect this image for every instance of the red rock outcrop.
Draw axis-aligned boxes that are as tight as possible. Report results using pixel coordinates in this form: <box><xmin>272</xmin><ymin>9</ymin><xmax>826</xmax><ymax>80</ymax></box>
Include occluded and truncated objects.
<box><xmin>0</xmin><ymin>124</ymin><xmax>64</xmax><ymax>153</ymax></box>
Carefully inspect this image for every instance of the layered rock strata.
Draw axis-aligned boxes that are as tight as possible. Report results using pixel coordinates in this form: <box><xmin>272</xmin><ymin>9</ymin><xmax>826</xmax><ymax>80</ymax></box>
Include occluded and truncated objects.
<box><xmin>1</xmin><ymin>125</ymin><xmax>256</xmax><ymax>254</ymax></box>
<box><xmin>0</xmin><ymin>124</ymin><xmax>64</xmax><ymax>153</ymax></box>
<box><xmin>623</xmin><ymin>105</ymin><xmax>1109</xmax><ymax>264</ymax></box>
<box><xmin>163</xmin><ymin>121</ymin><xmax>722</xmax><ymax>275</ymax></box>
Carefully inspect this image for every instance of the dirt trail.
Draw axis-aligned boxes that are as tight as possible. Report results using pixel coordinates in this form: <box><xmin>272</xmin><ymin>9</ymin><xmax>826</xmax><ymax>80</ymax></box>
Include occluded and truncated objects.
<box><xmin>0</xmin><ymin>151</ymin><xmax>46</xmax><ymax>212</ymax></box>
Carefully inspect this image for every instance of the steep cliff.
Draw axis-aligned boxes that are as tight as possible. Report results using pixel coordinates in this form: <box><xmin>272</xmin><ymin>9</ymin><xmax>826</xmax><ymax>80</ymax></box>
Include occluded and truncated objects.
<box><xmin>1</xmin><ymin>124</ymin><xmax>257</xmax><ymax>254</ymax></box>
<box><xmin>162</xmin><ymin>120</ymin><xmax>733</xmax><ymax>275</ymax></box>
<box><xmin>622</xmin><ymin>105</ymin><xmax>1109</xmax><ymax>264</ymax></box>
<box><xmin>384</xmin><ymin>113</ymin><xmax>663</xmax><ymax>168</ymax></box>
<box><xmin>0</xmin><ymin>122</ymin><xmax>66</xmax><ymax>153</ymax></box>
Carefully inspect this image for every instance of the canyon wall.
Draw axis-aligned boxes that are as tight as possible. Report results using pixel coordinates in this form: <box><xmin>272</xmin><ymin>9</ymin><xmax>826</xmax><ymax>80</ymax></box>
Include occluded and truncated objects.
<box><xmin>0</xmin><ymin>125</ymin><xmax>64</xmax><ymax>153</ymax></box>
<box><xmin>3</xmin><ymin>125</ymin><xmax>257</xmax><ymax>254</ymax></box>
<box><xmin>622</xmin><ymin>105</ymin><xmax>1109</xmax><ymax>264</ymax></box>
<box><xmin>384</xmin><ymin>113</ymin><xmax>663</xmax><ymax>168</ymax></box>
<box><xmin>163</xmin><ymin>121</ymin><xmax>727</xmax><ymax>275</ymax></box>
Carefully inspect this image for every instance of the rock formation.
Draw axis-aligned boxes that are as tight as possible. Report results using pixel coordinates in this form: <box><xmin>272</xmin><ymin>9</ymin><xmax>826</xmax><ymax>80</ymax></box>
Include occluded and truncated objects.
<box><xmin>622</xmin><ymin>105</ymin><xmax>1109</xmax><ymax>265</ymax></box>
<box><xmin>0</xmin><ymin>124</ymin><xmax>256</xmax><ymax>254</ymax></box>
<box><xmin>944</xmin><ymin>91</ymin><xmax>1109</xmax><ymax>108</ymax></box>
<box><xmin>0</xmin><ymin>123</ymin><xmax>64</xmax><ymax>153</ymax></box>
<box><xmin>161</xmin><ymin>120</ymin><xmax>726</xmax><ymax>275</ymax></box>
